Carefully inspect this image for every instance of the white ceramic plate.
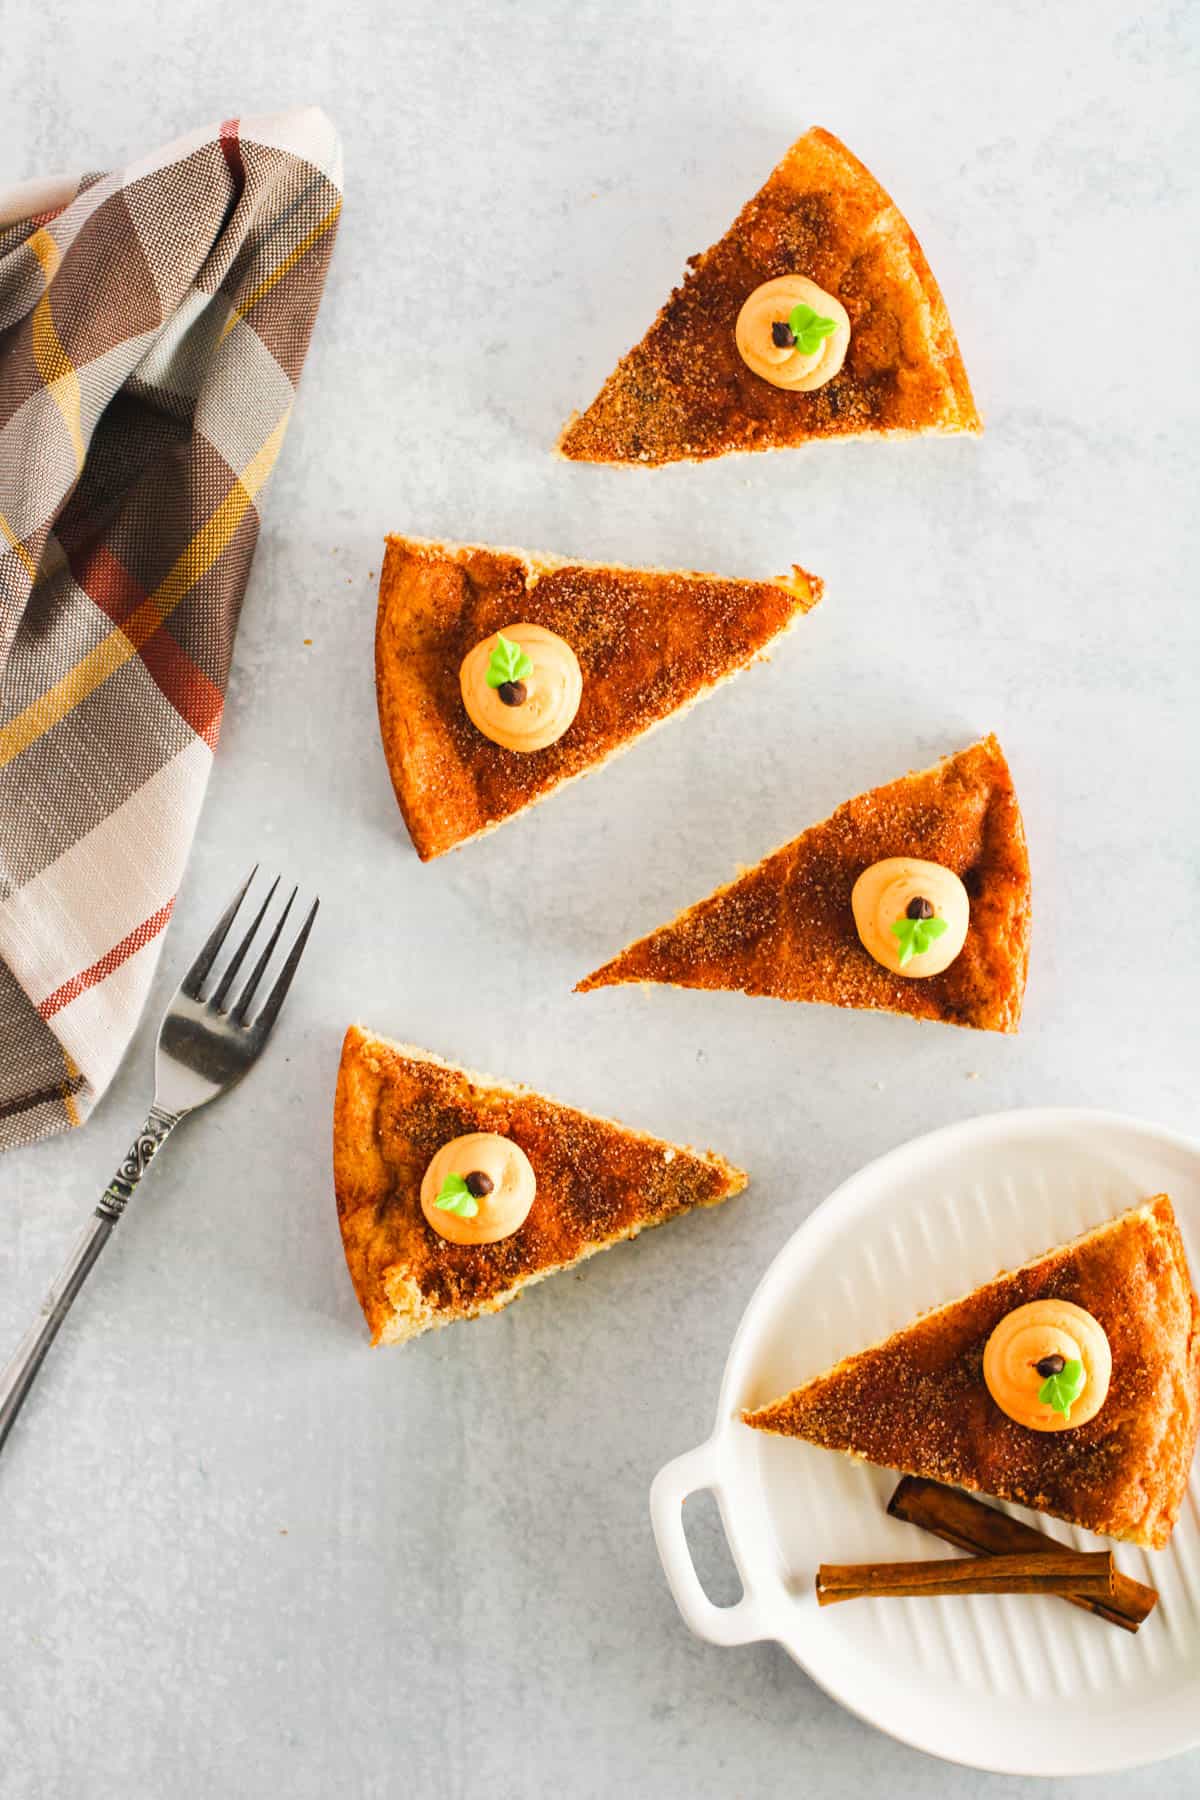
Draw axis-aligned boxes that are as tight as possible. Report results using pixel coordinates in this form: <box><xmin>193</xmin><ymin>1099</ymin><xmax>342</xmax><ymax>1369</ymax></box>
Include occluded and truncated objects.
<box><xmin>650</xmin><ymin>1109</ymin><xmax>1200</xmax><ymax>1777</ymax></box>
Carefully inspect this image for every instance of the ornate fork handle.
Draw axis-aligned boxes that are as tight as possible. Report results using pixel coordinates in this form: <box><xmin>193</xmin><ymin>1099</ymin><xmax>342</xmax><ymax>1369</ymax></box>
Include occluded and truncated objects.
<box><xmin>97</xmin><ymin>1103</ymin><xmax>179</xmax><ymax>1220</ymax></box>
<box><xmin>0</xmin><ymin>1106</ymin><xmax>181</xmax><ymax>1456</ymax></box>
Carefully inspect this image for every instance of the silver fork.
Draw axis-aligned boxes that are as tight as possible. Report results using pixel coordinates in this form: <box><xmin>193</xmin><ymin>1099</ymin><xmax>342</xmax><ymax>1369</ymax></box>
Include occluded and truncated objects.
<box><xmin>0</xmin><ymin>868</ymin><xmax>318</xmax><ymax>1457</ymax></box>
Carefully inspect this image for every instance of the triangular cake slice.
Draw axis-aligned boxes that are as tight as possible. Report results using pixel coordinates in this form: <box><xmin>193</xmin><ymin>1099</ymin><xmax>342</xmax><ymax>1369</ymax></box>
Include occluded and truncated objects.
<box><xmin>376</xmin><ymin>534</ymin><xmax>822</xmax><ymax>859</ymax></box>
<box><xmin>334</xmin><ymin>1024</ymin><xmax>747</xmax><ymax>1345</ymax></box>
<box><xmin>577</xmin><ymin>735</ymin><xmax>1030</xmax><ymax>1033</ymax></box>
<box><xmin>558</xmin><ymin>126</ymin><xmax>979</xmax><ymax>466</ymax></box>
<box><xmin>743</xmin><ymin>1198</ymin><xmax>1200</xmax><ymax>1549</ymax></box>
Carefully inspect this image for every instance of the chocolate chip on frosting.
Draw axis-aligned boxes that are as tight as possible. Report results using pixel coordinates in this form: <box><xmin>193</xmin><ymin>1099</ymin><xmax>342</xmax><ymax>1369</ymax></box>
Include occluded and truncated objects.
<box><xmin>735</xmin><ymin>275</ymin><xmax>850</xmax><ymax>392</ymax></box>
<box><xmin>850</xmin><ymin>858</ymin><xmax>970</xmax><ymax>980</ymax></box>
<box><xmin>983</xmin><ymin>1300</ymin><xmax>1112</xmax><ymax>1432</ymax></box>
<box><xmin>420</xmin><ymin>1131</ymin><xmax>537</xmax><ymax>1246</ymax></box>
<box><xmin>459</xmin><ymin>623</ymin><xmax>582</xmax><ymax>753</ymax></box>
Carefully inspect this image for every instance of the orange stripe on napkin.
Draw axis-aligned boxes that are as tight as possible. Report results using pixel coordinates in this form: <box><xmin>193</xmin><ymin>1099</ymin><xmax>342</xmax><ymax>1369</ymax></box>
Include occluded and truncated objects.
<box><xmin>72</xmin><ymin>542</ymin><xmax>225</xmax><ymax>746</ymax></box>
<box><xmin>0</xmin><ymin>412</ymin><xmax>288</xmax><ymax>771</ymax></box>
<box><xmin>38</xmin><ymin>898</ymin><xmax>175</xmax><ymax>1020</ymax></box>
<box><xmin>218</xmin><ymin>118</ymin><xmax>245</xmax><ymax>184</ymax></box>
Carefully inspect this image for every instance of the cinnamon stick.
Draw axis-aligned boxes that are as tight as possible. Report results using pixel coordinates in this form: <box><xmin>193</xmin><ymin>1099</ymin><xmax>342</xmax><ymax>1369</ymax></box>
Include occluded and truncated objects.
<box><xmin>887</xmin><ymin>1476</ymin><xmax>1158</xmax><ymax>1633</ymax></box>
<box><xmin>815</xmin><ymin>1549</ymin><xmax>1114</xmax><ymax>1607</ymax></box>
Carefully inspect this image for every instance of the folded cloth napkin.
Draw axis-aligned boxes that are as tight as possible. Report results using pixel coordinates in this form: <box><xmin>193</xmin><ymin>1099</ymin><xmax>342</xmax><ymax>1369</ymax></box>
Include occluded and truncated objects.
<box><xmin>0</xmin><ymin>108</ymin><xmax>342</xmax><ymax>1151</ymax></box>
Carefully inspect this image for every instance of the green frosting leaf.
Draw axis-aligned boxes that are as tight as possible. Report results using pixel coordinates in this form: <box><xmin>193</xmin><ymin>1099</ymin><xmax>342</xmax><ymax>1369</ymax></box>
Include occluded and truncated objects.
<box><xmin>890</xmin><ymin>913</ymin><xmax>950</xmax><ymax>968</ymax></box>
<box><xmin>434</xmin><ymin>1171</ymin><xmax>479</xmax><ymax>1217</ymax></box>
<box><xmin>787</xmin><ymin>302</ymin><xmax>837</xmax><ymax>356</ymax></box>
<box><xmin>486</xmin><ymin>632</ymin><xmax>534</xmax><ymax>689</ymax></box>
<box><xmin>1038</xmin><ymin>1357</ymin><xmax>1086</xmax><ymax>1419</ymax></box>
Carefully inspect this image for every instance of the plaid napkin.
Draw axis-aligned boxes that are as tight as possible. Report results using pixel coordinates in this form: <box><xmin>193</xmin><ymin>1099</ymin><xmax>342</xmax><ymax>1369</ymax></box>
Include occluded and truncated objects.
<box><xmin>0</xmin><ymin>109</ymin><xmax>342</xmax><ymax>1152</ymax></box>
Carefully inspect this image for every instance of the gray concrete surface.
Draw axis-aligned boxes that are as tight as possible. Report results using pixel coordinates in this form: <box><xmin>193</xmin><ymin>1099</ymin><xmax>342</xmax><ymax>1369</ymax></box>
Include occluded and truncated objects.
<box><xmin>1</xmin><ymin>2</ymin><xmax>1198</xmax><ymax>1794</ymax></box>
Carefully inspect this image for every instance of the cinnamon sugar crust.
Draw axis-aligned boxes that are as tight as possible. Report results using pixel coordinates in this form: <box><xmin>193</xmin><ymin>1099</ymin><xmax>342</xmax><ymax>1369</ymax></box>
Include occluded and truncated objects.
<box><xmin>743</xmin><ymin>1198</ymin><xmax>1200</xmax><ymax>1550</ymax></box>
<box><xmin>558</xmin><ymin>127</ymin><xmax>980</xmax><ymax>466</ymax></box>
<box><xmin>577</xmin><ymin>736</ymin><xmax>1031</xmax><ymax>1034</ymax></box>
<box><xmin>375</xmin><ymin>534</ymin><xmax>822</xmax><ymax>860</ymax></box>
<box><xmin>333</xmin><ymin>1024</ymin><xmax>747</xmax><ymax>1345</ymax></box>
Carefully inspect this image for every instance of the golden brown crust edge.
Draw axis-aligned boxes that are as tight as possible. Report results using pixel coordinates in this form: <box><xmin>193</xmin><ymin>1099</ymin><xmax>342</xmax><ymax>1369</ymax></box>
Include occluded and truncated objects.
<box><xmin>333</xmin><ymin>1023</ymin><xmax>748</xmax><ymax>1345</ymax></box>
<box><xmin>806</xmin><ymin>129</ymin><xmax>979</xmax><ymax>438</ymax></box>
<box><xmin>743</xmin><ymin>1198</ymin><xmax>1200</xmax><ymax>1549</ymax></box>
<box><xmin>374</xmin><ymin>534</ymin><xmax>821</xmax><ymax>860</ymax></box>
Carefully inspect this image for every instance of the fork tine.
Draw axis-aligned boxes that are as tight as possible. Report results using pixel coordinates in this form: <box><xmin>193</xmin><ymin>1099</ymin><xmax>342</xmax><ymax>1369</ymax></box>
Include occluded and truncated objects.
<box><xmin>245</xmin><ymin>897</ymin><xmax>319</xmax><ymax>1035</ymax></box>
<box><xmin>230</xmin><ymin>885</ymin><xmax>297</xmax><ymax>1025</ymax></box>
<box><xmin>180</xmin><ymin>866</ymin><xmax>257</xmax><ymax>1000</ymax></box>
<box><xmin>210</xmin><ymin>875</ymin><xmax>280</xmax><ymax>1012</ymax></box>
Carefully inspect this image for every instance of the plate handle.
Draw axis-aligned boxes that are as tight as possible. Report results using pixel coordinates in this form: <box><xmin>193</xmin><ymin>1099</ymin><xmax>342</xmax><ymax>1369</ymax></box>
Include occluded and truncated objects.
<box><xmin>649</xmin><ymin>1439</ymin><xmax>770</xmax><ymax>1647</ymax></box>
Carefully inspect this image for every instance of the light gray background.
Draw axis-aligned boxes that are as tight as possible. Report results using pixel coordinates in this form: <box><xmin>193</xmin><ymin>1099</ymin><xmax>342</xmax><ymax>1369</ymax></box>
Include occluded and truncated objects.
<box><xmin>2</xmin><ymin>1</ymin><xmax>1198</xmax><ymax>1795</ymax></box>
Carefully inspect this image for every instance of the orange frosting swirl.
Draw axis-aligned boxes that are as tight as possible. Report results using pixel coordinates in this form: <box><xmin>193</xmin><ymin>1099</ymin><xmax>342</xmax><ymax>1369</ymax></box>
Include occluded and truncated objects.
<box><xmin>734</xmin><ymin>276</ymin><xmax>850</xmax><ymax>392</ymax></box>
<box><xmin>460</xmin><ymin>623</ymin><xmax>582</xmax><ymax>753</ymax></box>
<box><xmin>851</xmin><ymin>857</ymin><xmax>969</xmax><ymax>979</ymax></box>
<box><xmin>983</xmin><ymin>1300</ymin><xmax>1112</xmax><ymax>1432</ymax></box>
<box><xmin>420</xmin><ymin>1131</ymin><xmax>536</xmax><ymax>1246</ymax></box>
